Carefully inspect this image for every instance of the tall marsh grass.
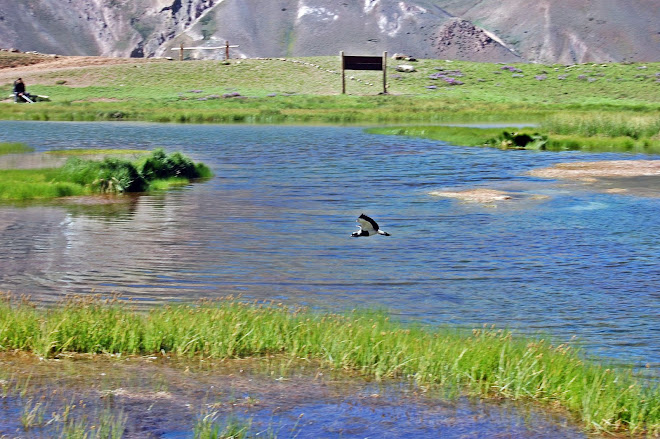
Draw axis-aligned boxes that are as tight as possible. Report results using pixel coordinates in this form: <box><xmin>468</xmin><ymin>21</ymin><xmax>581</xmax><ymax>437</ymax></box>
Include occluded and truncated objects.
<box><xmin>0</xmin><ymin>293</ymin><xmax>657</xmax><ymax>436</ymax></box>
<box><xmin>369</xmin><ymin>116</ymin><xmax>660</xmax><ymax>153</ymax></box>
<box><xmin>541</xmin><ymin>112</ymin><xmax>660</xmax><ymax>139</ymax></box>
<box><xmin>537</xmin><ymin>112</ymin><xmax>660</xmax><ymax>152</ymax></box>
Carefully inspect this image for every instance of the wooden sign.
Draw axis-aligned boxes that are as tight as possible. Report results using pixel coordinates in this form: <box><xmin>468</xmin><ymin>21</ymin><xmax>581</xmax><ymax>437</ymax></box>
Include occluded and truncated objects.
<box><xmin>343</xmin><ymin>55</ymin><xmax>384</xmax><ymax>71</ymax></box>
<box><xmin>340</xmin><ymin>51</ymin><xmax>387</xmax><ymax>94</ymax></box>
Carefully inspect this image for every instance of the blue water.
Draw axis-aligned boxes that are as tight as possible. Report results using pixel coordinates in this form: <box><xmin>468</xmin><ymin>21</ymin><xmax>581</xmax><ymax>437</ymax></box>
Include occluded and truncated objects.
<box><xmin>0</xmin><ymin>358</ymin><xmax>589</xmax><ymax>438</ymax></box>
<box><xmin>0</xmin><ymin>121</ymin><xmax>658</xmax><ymax>372</ymax></box>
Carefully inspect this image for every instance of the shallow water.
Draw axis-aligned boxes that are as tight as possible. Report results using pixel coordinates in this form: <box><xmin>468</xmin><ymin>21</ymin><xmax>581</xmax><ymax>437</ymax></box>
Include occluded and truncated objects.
<box><xmin>0</xmin><ymin>121</ymin><xmax>658</xmax><ymax>373</ymax></box>
<box><xmin>0</xmin><ymin>353</ymin><xmax>590</xmax><ymax>439</ymax></box>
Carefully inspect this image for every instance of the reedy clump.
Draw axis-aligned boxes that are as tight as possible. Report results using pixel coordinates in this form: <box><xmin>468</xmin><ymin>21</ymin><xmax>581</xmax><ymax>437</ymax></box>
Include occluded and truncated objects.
<box><xmin>59</xmin><ymin>156</ymin><xmax>147</xmax><ymax>193</ymax></box>
<box><xmin>0</xmin><ymin>148</ymin><xmax>212</xmax><ymax>200</ymax></box>
<box><xmin>138</xmin><ymin>148</ymin><xmax>208</xmax><ymax>181</ymax></box>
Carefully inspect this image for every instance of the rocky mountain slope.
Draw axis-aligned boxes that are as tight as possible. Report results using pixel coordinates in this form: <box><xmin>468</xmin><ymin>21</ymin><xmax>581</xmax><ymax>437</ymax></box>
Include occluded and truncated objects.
<box><xmin>1</xmin><ymin>0</ymin><xmax>658</xmax><ymax>63</ymax></box>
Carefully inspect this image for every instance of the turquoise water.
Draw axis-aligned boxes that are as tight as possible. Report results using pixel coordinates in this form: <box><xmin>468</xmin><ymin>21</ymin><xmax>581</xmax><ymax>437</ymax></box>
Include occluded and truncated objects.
<box><xmin>1</xmin><ymin>121</ymin><xmax>658</xmax><ymax>372</ymax></box>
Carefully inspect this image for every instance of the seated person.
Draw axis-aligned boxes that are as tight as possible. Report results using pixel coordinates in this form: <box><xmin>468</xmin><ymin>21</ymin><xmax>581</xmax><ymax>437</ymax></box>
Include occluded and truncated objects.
<box><xmin>13</xmin><ymin>78</ymin><xmax>32</xmax><ymax>103</ymax></box>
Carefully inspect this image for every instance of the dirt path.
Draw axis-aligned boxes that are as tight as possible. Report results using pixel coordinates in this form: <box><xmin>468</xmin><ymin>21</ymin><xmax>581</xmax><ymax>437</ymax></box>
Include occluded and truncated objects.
<box><xmin>0</xmin><ymin>52</ymin><xmax>166</xmax><ymax>86</ymax></box>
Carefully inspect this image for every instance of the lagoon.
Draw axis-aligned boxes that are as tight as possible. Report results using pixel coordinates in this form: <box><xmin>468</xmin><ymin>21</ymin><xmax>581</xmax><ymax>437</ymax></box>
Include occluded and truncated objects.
<box><xmin>0</xmin><ymin>120</ymin><xmax>658</xmax><ymax>373</ymax></box>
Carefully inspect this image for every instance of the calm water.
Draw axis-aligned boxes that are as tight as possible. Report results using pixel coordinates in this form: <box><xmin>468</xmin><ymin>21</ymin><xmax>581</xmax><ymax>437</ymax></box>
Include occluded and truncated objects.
<box><xmin>1</xmin><ymin>121</ymin><xmax>658</xmax><ymax>372</ymax></box>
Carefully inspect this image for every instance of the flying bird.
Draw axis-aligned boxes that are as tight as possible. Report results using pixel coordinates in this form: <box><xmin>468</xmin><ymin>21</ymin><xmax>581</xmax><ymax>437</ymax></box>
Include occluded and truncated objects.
<box><xmin>351</xmin><ymin>214</ymin><xmax>391</xmax><ymax>237</ymax></box>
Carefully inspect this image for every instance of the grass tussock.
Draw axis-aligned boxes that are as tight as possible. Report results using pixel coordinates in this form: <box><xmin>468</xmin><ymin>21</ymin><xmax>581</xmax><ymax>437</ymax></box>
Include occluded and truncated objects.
<box><xmin>0</xmin><ymin>148</ymin><xmax>212</xmax><ymax>200</ymax></box>
<box><xmin>0</xmin><ymin>293</ymin><xmax>657</xmax><ymax>436</ymax></box>
<box><xmin>194</xmin><ymin>412</ymin><xmax>252</xmax><ymax>439</ymax></box>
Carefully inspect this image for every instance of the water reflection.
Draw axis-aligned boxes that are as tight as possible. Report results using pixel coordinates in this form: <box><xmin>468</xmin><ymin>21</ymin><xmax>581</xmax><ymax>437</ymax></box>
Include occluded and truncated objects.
<box><xmin>0</xmin><ymin>121</ymin><xmax>658</xmax><ymax>372</ymax></box>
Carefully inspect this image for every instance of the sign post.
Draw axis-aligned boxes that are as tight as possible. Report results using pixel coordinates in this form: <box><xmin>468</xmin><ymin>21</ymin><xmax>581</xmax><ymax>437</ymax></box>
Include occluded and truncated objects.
<box><xmin>340</xmin><ymin>51</ymin><xmax>387</xmax><ymax>94</ymax></box>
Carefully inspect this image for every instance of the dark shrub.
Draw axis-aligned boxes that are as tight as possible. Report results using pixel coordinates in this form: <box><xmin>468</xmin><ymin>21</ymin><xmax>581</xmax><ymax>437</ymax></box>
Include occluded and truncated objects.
<box><xmin>96</xmin><ymin>157</ymin><xmax>146</xmax><ymax>192</ymax></box>
<box><xmin>60</xmin><ymin>157</ymin><xmax>146</xmax><ymax>193</ymax></box>
<box><xmin>139</xmin><ymin>148</ymin><xmax>200</xmax><ymax>180</ymax></box>
<box><xmin>58</xmin><ymin>149</ymin><xmax>210</xmax><ymax>194</ymax></box>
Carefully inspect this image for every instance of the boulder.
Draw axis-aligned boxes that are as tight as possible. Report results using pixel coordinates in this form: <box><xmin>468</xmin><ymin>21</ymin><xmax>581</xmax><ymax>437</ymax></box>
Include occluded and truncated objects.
<box><xmin>396</xmin><ymin>64</ymin><xmax>416</xmax><ymax>73</ymax></box>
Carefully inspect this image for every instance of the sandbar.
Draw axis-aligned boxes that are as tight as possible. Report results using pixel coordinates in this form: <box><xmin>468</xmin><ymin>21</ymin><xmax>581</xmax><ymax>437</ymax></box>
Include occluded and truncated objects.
<box><xmin>429</xmin><ymin>188</ymin><xmax>515</xmax><ymax>203</ymax></box>
<box><xmin>528</xmin><ymin>160</ymin><xmax>660</xmax><ymax>180</ymax></box>
<box><xmin>528</xmin><ymin>160</ymin><xmax>660</xmax><ymax>197</ymax></box>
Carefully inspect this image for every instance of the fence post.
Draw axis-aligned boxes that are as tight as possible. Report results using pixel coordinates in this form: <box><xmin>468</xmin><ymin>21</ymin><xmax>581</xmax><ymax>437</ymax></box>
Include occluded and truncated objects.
<box><xmin>382</xmin><ymin>51</ymin><xmax>388</xmax><ymax>94</ymax></box>
<box><xmin>179</xmin><ymin>43</ymin><xmax>184</xmax><ymax>61</ymax></box>
<box><xmin>340</xmin><ymin>51</ymin><xmax>346</xmax><ymax>94</ymax></box>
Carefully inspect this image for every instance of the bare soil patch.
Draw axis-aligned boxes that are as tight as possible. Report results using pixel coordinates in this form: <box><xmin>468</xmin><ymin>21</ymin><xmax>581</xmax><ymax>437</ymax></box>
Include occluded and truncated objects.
<box><xmin>0</xmin><ymin>52</ymin><xmax>167</xmax><ymax>86</ymax></box>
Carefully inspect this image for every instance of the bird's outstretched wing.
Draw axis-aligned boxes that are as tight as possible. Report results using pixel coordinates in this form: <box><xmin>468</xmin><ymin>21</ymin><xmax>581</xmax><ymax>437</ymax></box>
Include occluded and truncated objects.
<box><xmin>357</xmin><ymin>214</ymin><xmax>378</xmax><ymax>232</ymax></box>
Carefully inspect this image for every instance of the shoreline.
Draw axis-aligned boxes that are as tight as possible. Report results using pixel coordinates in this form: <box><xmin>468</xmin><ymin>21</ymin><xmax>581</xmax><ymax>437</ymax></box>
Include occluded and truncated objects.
<box><xmin>0</xmin><ymin>294</ymin><xmax>656</xmax><ymax>436</ymax></box>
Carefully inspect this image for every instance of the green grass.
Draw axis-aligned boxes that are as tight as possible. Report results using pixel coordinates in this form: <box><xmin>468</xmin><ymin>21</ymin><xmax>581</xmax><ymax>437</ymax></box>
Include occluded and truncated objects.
<box><xmin>2</xmin><ymin>57</ymin><xmax>659</xmax><ymax>125</ymax></box>
<box><xmin>0</xmin><ymin>148</ymin><xmax>212</xmax><ymax>201</ymax></box>
<box><xmin>3</xmin><ymin>56</ymin><xmax>659</xmax><ymax>152</ymax></box>
<box><xmin>541</xmin><ymin>112</ymin><xmax>660</xmax><ymax>138</ymax></box>
<box><xmin>0</xmin><ymin>142</ymin><xmax>34</xmax><ymax>155</ymax></box>
<box><xmin>194</xmin><ymin>412</ymin><xmax>252</xmax><ymax>439</ymax></box>
<box><xmin>367</xmin><ymin>113</ymin><xmax>660</xmax><ymax>153</ymax></box>
<box><xmin>148</xmin><ymin>177</ymin><xmax>196</xmax><ymax>191</ymax></box>
<box><xmin>365</xmin><ymin>125</ymin><xmax>509</xmax><ymax>147</ymax></box>
<box><xmin>0</xmin><ymin>294</ymin><xmax>657</xmax><ymax>436</ymax></box>
<box><xmin>0</xmin><ymin>168</ymin><xmax>89</xmax><ymax>200</ymax></box>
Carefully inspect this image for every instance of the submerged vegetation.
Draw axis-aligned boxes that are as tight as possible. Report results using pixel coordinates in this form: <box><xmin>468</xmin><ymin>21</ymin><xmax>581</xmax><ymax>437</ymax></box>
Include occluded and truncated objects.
<box><xmin>0</xmin><ymin>294</ymin><xmax>657</xmax><ymax>436</ymax></box>
<box><xmin>0</xmin><ymin>148</ymin><xmax>212</xmax><ymax>201</ymax></box>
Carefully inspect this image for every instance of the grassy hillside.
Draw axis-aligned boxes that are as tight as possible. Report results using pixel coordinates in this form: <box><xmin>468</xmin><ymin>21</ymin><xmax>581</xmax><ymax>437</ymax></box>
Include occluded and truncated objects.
<box><xmin>1</xmin><ymin>54</ymin><xmax>659</xmax><ymax>124</ymax></box>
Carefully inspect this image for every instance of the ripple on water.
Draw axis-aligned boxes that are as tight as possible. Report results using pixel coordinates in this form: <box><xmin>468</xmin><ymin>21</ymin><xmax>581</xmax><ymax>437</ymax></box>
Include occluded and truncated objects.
<box><xmin>0</xmin><ymin>121</ymin><xmax>657</xmax><ymax>371</ymax></box>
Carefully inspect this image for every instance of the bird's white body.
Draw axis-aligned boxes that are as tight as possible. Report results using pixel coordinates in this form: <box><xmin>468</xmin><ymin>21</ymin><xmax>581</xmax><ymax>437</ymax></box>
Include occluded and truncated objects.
<box><xmin>351</xmin><ymin>214</ymin><xmax>390</xmax><ymax>237</ymax></box>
